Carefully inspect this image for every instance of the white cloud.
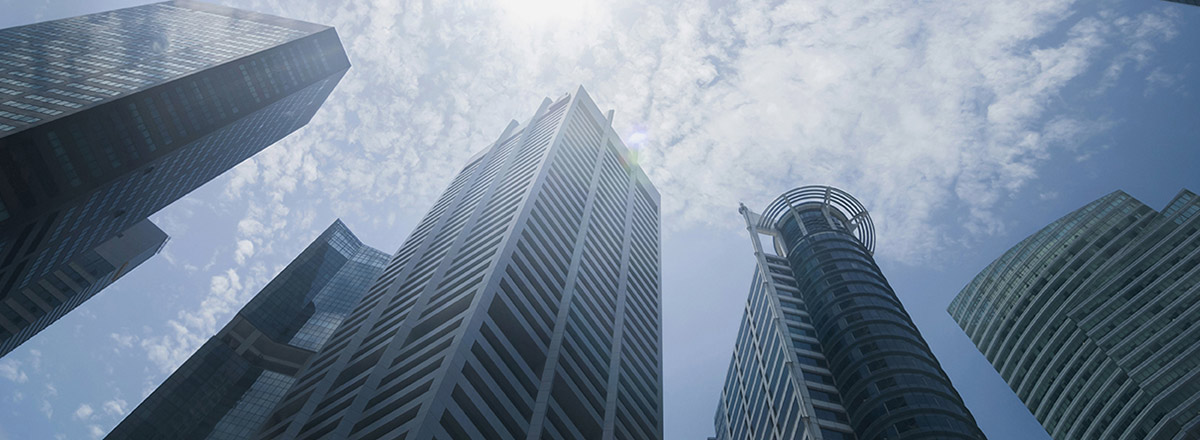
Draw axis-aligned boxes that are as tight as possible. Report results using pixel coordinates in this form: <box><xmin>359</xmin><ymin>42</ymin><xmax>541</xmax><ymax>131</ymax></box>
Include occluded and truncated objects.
<box><xmin>201</xmin><ymin>0</ymin><xmax>1178</xmax><ymax>264</ymax></box>
<box><xmin>0</xmin><ymin>359</ymin><xmax>28</xmax><ymax>383</ymax></box>
<box><xmin>236</xmin><ymin>218</ymin><xmax>267</xmax><ymax>238</ymax></box>
<box><xmin>1145</xmin><ymin>66</ymin><xmax>1184</xmax><ymax>97</ymax></box>
<box><xmin>234</xmin><ymin>240</ymin><xmax>255</xmax><ymax>265</ymax></box>
<box><xmin>76</xmin><ymin>1</ymin><xmax>1177</xmax><ymax>439</ymax></box>
<box><xmin>87</xmin><ymin>425</ymin><xmax>104</xmax><ymax>439</ymax></box>
<box><xmin>28</xmin><ymin>349</ymin><xmax>41</xmax><ymax>371</ymax></box>
<box><xmin>109</xmin><ymin>333</ymin><xmax>136</xmax><ymax>350</ymax></box>
<box><xmin>73</xmin><ymin>404</ymin><xmax>93</xmax><ymax>421</ymax></box>
<box><xmin>0</xmin><ymin>1</ymin><xmax>1180</xmax><ymax>439</ymax></box>
<box><xmin>224</xmin><ymin>157</ymin><xmax>260</xmax><ymax>199</ymax></box>
<box><xmin>39</xmin><ymin>382</ymin><xmax>58</xmax><ymax>419</ymax></box>
<box><xmin>102</xmin><ymin>399</ymin><xmax>128</xmax><ymax>417</ymax></box>
<box><xmin>137</xmin><ymin>265</ymin><xmax>276</xmax><ymax>373</ymax></box>
<box><xmin>1095</xmin><ymin>9</ymin><xmax>1180</xmax><ymax>94</ymax></box>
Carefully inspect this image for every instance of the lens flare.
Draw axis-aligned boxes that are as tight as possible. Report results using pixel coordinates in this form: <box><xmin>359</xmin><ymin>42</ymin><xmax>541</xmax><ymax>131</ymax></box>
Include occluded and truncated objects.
<box><xmin>624</xmin><ymin>127</ymin><xmax>648</xmax><ymax>166</ymax></box>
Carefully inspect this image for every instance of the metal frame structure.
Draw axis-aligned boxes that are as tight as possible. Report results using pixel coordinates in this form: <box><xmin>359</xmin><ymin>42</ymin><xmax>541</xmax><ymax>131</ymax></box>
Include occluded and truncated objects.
<box><xmin>754</xmin><ymin>185</ymin><xmax>875</xmax><ymax>254</ymax></box>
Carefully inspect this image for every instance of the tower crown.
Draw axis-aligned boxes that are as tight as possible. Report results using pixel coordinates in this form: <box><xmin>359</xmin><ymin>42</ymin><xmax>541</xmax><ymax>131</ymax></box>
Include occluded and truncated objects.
<box><xmin>757</xmin><ymin>185</ymin><xmax>875</xmax><ymax>254</ymax></box>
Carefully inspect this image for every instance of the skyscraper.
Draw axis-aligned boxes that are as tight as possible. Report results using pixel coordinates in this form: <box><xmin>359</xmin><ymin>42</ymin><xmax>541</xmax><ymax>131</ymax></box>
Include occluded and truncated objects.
<box><xmin>714</xmin><ymin>186</ymin><xmax>985</xmax><ymax>440</ymax></box>
<box><xmin>0</xmin><ymin>218</ymin><xmax>166</xmax><ymax>357</ymax></box>
<box><xmin>0</xmin><ymin>1</ymin><xmax>350</xmax><ymax>337</ymax></box>
<box><xmin>948</xmin><ymin>189</ymin><xmax>1200</xmax><ymax>440</ymax></box>
<box><xmin>254</xmin><ymin>87</ymin><xmax>663</xmax><ymax>440</ymax></box>
<box><xmin>109</xmin><ymin>220</ymin><xmax>388</xmax><ymax>440</ymax></box>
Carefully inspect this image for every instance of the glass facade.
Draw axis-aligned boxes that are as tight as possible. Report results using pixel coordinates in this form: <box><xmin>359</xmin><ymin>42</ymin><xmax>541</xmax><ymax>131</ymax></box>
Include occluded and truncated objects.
<box><xmin>0</xmin><ymin>1</ymin><xmax>351</xmax><ymax>330</ymax></box>
<box><xmin>948</xmin><ymin>189</ymin><xmax>1200</xmax><ymax>439</ymax></box>
<box><xmin>0</xmin><ymin>218</ymin><xmax>167</xmax><ymax>357</ymax></box>
<box><xmin>108</xmin><ymin>220</ymin><xmax>388</xmax><ymax>440</ymax></box>
<box><xmin>254</xmin><ymin>87</ymin><xmax>663</xmax><ymax>440</ymax></box>
<box><xmin>716</xmin><ymin>186</ymin><xmax>985</xmax><ymax>440</ymax></box>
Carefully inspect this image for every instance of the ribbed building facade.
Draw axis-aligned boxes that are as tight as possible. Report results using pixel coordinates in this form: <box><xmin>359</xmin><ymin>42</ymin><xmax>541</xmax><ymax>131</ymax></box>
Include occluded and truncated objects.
<box><xmin>0</xmin><ymin>218</ymin><xmax>166</xmax><ymax>357</ymax></box>
<box><xmin>948</xmin><ymin>189</ymin><xmax>1200</xmax><ymax>440</ymax></box>
<box><xmin>0</xmin><ymin>1</ymin><xmax>349</xmax><ymax>325</ymax></box>
<box><xmin>715</xmin><ymin>186</ymin><xmax>985</xmax><ymax>440</ymax></box>
<box><xmin>109</xmin><ymin>220</ymin><xmax>388</xmax><ymax>440</ymax></box>
<box><xmin>255</xmin><ymin>87</ymin><xmax>662</xmax><ymax>440</ymax></box>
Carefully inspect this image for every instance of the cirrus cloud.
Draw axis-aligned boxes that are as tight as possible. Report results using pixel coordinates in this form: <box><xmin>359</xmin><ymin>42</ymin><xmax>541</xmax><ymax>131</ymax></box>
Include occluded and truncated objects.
<box><xmin>214</xmin><ymin>0</ymin><xmax>1178</xmax><ymax>263</ymax></box>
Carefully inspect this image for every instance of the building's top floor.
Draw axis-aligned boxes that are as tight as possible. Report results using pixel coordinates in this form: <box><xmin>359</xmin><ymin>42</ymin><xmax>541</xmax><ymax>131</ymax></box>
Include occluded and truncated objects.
<box><xmin>0</xmin><ymin>0</ymin><xmax>341</xmax><ymax>135</ymax></box>
<box><xmin>463</xmin><ymin>85</ymin><xmax>661</xmax><ymax>207</ymax></box>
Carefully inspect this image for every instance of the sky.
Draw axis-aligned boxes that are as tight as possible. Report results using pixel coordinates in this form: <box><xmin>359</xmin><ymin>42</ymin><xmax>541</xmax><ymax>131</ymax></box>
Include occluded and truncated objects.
<box><xmin>0</xmin><ymin>0</ymin><xmax>1197</xmax><ymax>439</ymax></box>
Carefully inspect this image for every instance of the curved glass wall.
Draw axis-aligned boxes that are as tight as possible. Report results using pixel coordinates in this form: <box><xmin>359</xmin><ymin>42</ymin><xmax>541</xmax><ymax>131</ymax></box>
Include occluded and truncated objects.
<box><xmin>949</xmin><ymin>189</ymin><xmax>1200</xmax><ymax>439</ymax></box>
<box><xmin>715</xmin><ymin>185</ymin><xmax>985</xmax><ymax>440</ymax></box>
<box><xmin>777</xmin><ymin>204</ymin><xmax>982</xmax><ymax>439</ymax></box>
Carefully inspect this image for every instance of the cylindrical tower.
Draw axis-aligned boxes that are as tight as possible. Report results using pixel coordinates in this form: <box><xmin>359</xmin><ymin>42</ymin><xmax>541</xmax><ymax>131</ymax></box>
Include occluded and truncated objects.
<box><xmin>759</xmin><ymin>186</ymin><xmax>984</xmax><ymax>439</ymax></box>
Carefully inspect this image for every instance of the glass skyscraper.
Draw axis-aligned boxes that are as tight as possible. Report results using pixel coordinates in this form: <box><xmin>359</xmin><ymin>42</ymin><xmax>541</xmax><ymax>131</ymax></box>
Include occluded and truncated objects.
<box><xmin>948</xmin><ymin>189</ymin><xmax>1200</xmax><ymax>440</ymax></box>
<box><xmin>0</xmin><ymin>1</ymin><xmax>350</xmax><ymax>345</ymax></box>
<box><xmin>254</xmin><ymin>87</ymin><xmax>663</xmax><ymax>440</ymax></box>
<box><xmin>109</xmin><ymin>220</ymin><xmax>388</xmax><ymax>440</ymax></box>
<box><xmin>0</xmin><ymin>218</ymin><xmax>166</xmax><ymax>357</ymax></box>
<box><xmin>714</xmin><ymin>186</ymin><xmax>985</xmax><ymax>440</ymax></box>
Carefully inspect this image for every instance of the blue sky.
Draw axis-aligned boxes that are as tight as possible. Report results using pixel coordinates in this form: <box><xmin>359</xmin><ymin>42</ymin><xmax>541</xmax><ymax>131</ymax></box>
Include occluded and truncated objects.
<box><xmin>0</xmin><ymin>0</ymin><xmax>1197</xmax><ymax>439</ymax></box>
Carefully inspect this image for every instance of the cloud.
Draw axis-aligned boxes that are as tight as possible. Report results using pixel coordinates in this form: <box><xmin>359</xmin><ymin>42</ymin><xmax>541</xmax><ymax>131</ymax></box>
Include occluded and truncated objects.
<box><xmin>28</xmin><ymin>349</ymin><xmax>41</xmax><ymax>371</ymax></box>
<box><xmin>73</xmin><ymin>404</ymin><xmax>93</xmax><ymax>421</ymax></box>
<box><xmin>0</xmin><ymin>359</ymin><xmax>28</xmax><ymax>383</ymax></box>
<box><xmin>1145</xmin><ymin>66</ymin><xmax>1184</xmax><ymax>97</ymax></box>
<box><xmin>234</xmin><ymin>240</ymin><xmax>255</xmax><ymax>265</ymax></box>
<box><xmin>109</xmin><ymin>333</ymin><xmax>136</xmax><ymax>350</ymax></box>
<box><xmin>38</xmin><ymin>382</ymin><xmax>58</xmax><ymax>419</ymax></box>
<box><xmin>224</xmin><ymin>157</ymin><xmax>260</xmax><ymax>199</ymax></box>
<box><xmin>198</xmin><ymin>0</ymin><xmax>1178</xmax><ymax>265</ymax></box>
<box><xmin>140</xmin><ymin>268</ymin><xmax>255</xmax><ymax>372</ymax></box>
<box><xmin>0</xmin><ymin>1</ymin><xmax>1180</xmax><ymax>439</ymax></box>
<box><xmin>102</xmin><ymin>399</ymin><xmax>128</xmax><ymax>417</ymax></box>
<box><xmin>49</xmin><ymin>2</ymin><xmax>1174</xmax><ymax>439</ymax></box>
<box><xmin>87</xmin><ymin>425</ymin><xmax>103</xmax><ymax>440</ymax></box>
<box><xmin>1095</xmin><ymin>8</ymin><xmax>1180</xmax><ymax>94</ymax></box>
